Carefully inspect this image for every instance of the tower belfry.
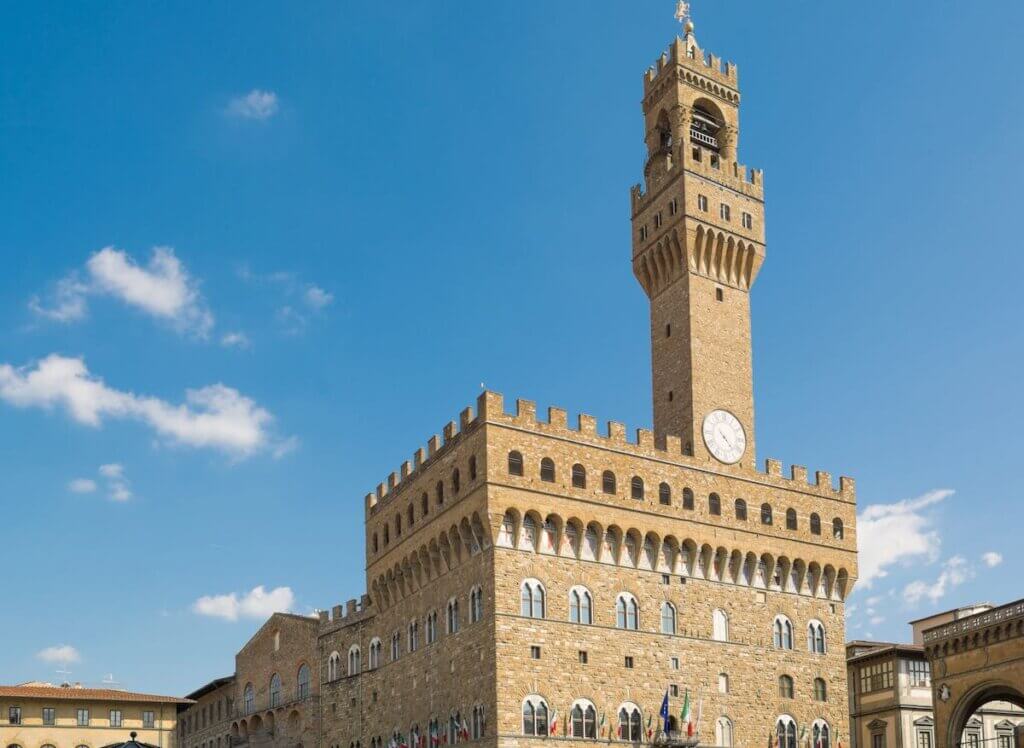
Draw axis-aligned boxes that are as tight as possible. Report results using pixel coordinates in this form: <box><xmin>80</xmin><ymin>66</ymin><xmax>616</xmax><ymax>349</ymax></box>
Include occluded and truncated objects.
<box><xmin>631</xmin><ymin>18</ymin><xmax>765</xmax><ymax>467</ymax></box>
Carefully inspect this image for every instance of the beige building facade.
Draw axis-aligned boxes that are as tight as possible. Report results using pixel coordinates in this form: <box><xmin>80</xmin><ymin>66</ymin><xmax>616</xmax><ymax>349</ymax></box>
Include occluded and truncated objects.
<box><xmin>0</xmin><ymin>683</ymin><xmax>188</xmax><ymax>748</ymax></box>
<box><xmin>848</xmin><ymin>604</ymin><xmax>1024</xmax><ymax>748</ymax></box>
<box><xmin>312</xmin><ymin>16</ymin><xmax>857</xmax><ymax>748</ymax></box>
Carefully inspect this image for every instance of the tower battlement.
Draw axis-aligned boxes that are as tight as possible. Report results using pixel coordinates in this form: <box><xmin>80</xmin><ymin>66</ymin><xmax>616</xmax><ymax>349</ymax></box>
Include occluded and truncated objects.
<box><xmin>363</xmin><ymin>391</ymin><xmax>855</xmax><ymax>516</ymax></box>
<box><xmin>644</xmin><ymin>35</ymin><xmax>739</xmax><ymax>95</ymax></box>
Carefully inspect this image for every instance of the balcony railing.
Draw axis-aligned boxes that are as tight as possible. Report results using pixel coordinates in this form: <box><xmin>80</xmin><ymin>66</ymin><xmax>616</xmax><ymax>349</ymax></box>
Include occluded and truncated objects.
<box><xmin>690</xmin><ymin>128</ymin><xmax>718</xmax><ymax>150</ymax></box>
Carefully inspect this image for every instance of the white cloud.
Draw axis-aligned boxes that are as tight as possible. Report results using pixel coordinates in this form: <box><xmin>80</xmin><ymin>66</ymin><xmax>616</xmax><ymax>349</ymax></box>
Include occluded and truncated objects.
<box><xmin>99</xmin><ymin>463</ymin><xmax>132</xmax><ymax>502</ymax></box>
<box><xmin>227</xmin><ymin>90</ymin><xmax>279</xmax><ymax>120</ymax></box>
<box><xmin>0</xmin><ymin>354</ymin><xmax>274</xmax><ymax>457</ymax></box>
<box><xmin>904</xmin><ymin>556</ymin><xmax>973</xmax><ymax>606</ymax></box>
<box><xmin>857</xmin><ymin>489</ymin><xmax>952</xmax><ymax>588</ymax></box>
<box><xmin>30</xmin><ymin>247</ymin><xmax>213</xmax><ymax>338</ymax></box>
<box><xmin>67</xmin><ymin>478</ymin><xmax>97</xmax><ymax>494</ymax></box>
<box><xmin>221</xmin><ymin>331</ymin><xmax>251</xmax><ymax>349</ymax></box>
<box><xmin>272</xmin><ymin>435</ymin><xmax>300</xmax><ymax>459</ymax></box>
<box><xmin>192</xmin><ymin>585</ymin><xmax>295</xmax><ymax>622</ymax></box>
<box><xmin>303</xmin><ymin>286</ymin><xmax>333</xmax><ymax>310</ymax></box>
<box><xmin>37</xmin><ymin>645</ymin><xmax>81</xmax><ymax>664</ymax></box>
<box><xmin>869</xmin><ymin>615</ymin><xmax>885</xmax><ymax>626</ymax></box>
<box><xmin>982</xmin><ymin>551</ymin><xmax>1003</xmax><ymax>568</ymax></box>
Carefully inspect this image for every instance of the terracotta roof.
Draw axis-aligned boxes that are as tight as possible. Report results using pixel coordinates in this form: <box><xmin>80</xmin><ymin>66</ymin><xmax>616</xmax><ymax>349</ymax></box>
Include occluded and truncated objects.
<box><xmin>0</xmin><ymin>685</ymin><xmax>192</xmax><ymax>704</ymax></box>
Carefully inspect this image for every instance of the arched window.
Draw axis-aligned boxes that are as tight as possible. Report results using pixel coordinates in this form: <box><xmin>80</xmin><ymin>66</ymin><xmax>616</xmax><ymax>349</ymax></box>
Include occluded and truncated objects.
<box><xmin>368</xmin><ymin>638</ymin><xmax>381</xmax><ymax>669</ymax></box>
<box><xmin>712</xmin><ymin>609</ymin><xmax>729</xmax><ymax>642</ymax></box>
<box><xmin>602</xmin><ymin>471</ymin><xmax>617</xmax><ymax>494</ymax></box>
<box><xmin>521</xmin><ymin>515</ymin><xmax>537</xmax><ymax>550</ymax></box>
<box><xmin>470</xmin><ymin>586</ymin><xmax>483</xmax><ymax>623</ymax></box>
<box><xmin>498</xmin><ymin>511</ymin><xmax>516</xmax><ymax>547</ymax></box>
<box><xmin>631</xmin><ymin>476</ymin><xmax>644</xmax><ymax>500</ymax></box>
<box><xmin>786</xmin><ymin>508</ymin><xmax>797</xmax><ymax>530</ymax></box>
<box><xmin>468</xmin><ymin>455</ymin><xmax>477</xmax><ymax>481</ymax></box>
<box><xmin>297</xmin><ymin>664</ymin><xmax>310</xmax><ymax>699</ymax></box>
<box><xmin>347</xmin><ymin>645</ymin><xmax>361</xmax><ymax>676</ymax></box>
<box><xmin>471</xmin><ymin>704</ymin><xmax>485</xmax><ymax>740</ymax></box>
<box><xmin>808</xmin><ymin>620</ymin><xmax>826</xmax><ymax>653</ymax></box>
<box><xmin>435</xmin><ymin>480</ymin><xmax>444</xmax><ymax>505</ymax></box>
<box><xmin>773</xmin><ymin>615</ymin><xmax>794</xmax><ymax>650</ymax></box>
<box><xmin>269</xmin><ymin>673</ymin><xmax>281</xmax><ymax>707</ymax></box>
<box><xmin>777</xmin><ymin>717</ymin><xmax>797</xmax><ymax>748</ymax></box>
<box><xmin>661</xmin><ymin>601</ymin><xmax>677</xmax><ymax>634</ymax></box>
<box><xmin>421</xmin><ymin>492</ymin><xmax>429</xmax><ymax>517</ymax></box>
<box><xmin>522</xmin><ymin>696</ymin><xmax>549</xmax><ymax>736</ymax></box>
<box><xmin>452</xmin><ymin>468</ymin><xmax>460</xmax><ymax>494</ymax></box>
<box><xmin>569</xmin><ymin>586</ymin><xmax>593</xmax><ymax>624</ymax></box>
<box><xmin>372</xmin><ymin>533</ymin><xmax>378</xmax><ymax>553</ymax></box>
<box><xmin>408</xmin><ymin>619</ymin><xmax>420</xmax><ymax>651</ymax></box>
<box><xmin>810</xmin><ymin>513</ymin><xmax>821</xmax><ymax>535</ymax></box>
<box><xmin>508</xmin><ymin>451</ymin><xmax>524</xmax><ymax>476</ymax></box>
<box><xmin>715</xmin><ymin>718</ymin><xmax>734</xmax><ymax>748</ymax></box>
<box><xmin>814</xmin><ymin>678</ymin><xmax>828</xmax><ymax>701</ymax></box>
<box><xmin>244</xmin><ymin>684</ymin><xmax>255</xmax><ymax>714</ymax></box>
<box><xmin>426</xmin><ymin>610</ymin><xmax>438</xmax><ymax>644</ymax></box>
<box><xmin>735</xmin><ymin>498</ymin><xmax>747</xmax><ymax>520</ymax></box>
<box><xmin>520</xmin><ymin>579</ymin><xmax>546</xmax><ymax>618</ymax></box>
<box><xmin>833</xmin><ymin>518</ymin><xmax>844</xmax><ymax>539</ymax></box>
<box><xmin>446</xmin><ymin>598</ymin><xmax>460</xmax><ymax>633</ymax></box>
<box><xmin>617</xmin><ymin>704</ymin><xmax>642</xmax><ymax>742</ymax></box>
<box><xmin>813</xmin><ymin>721</ymin><xmax>831</xmax><ymax>748</ymax></box>
<box><xmin>395</xmin><ymin>514</ymin><xmax>402</xmax><ymax>537</ymax></box>
<box><xmin>572</xmin><ymin>464</ymin><xmax>587</xmax><ymax>488</ymax></box>
<box><xmin>570</xmin><ymin>700</ymin><xmax>597</xmax><ymax>739</ymax></box>
<box><xmin>328</xmin><ymin>651</ymin><xmax>341</xmax><ymax>681</ymax></box>
<box><xmin>709</xmin><ymin>493</ymin><xmax>721</xmax><ymax>515</ymax></box>
<box><xmin>616</xmin><ymin>593</ymin><xmax>639</xmax><ymax>630</ymax></box>
<box><xmin>659</xmin><ymin>482</ymin><xmax>671</xmax><ymax>505</ymax></box>
<box><xmin>390</xmin><ymin>631</ymin><xmax>400</xmax><ymax>661</ymax></box>
<box><xmin>383</xmin><ymin>525</ymin><xmax>389</xmax><ymax>545</ymax></box>
<box><xmin>682</xmin><ymin>487</ymin><xmax>694</xmax><ymax>510</ymax></box>
<box><xmin>540</xmin><ymin>458</ymin><xmax>556</xmax><ymax>483</ymax></box>
<box><xmin>718</xmin><ymin>673</ymin><xmax>729</xmax><ymax>693</ymax></box>
<box><xmin>407</xmin><ymin>504</ymin><xmax>414</xmax><ymax>528</ymax></box>
<box><xmin>778</xmin><ymin>675</ymin><xmax>794</xmax><ymax>699</ymax></box>
<box><xmin>761</xmin><ymin>503</ymin><xmax>773</xmax><ymax>525</ymax></box>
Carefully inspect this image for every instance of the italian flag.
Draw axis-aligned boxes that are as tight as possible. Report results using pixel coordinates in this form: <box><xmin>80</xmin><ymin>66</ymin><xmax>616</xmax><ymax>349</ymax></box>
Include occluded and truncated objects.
<box><xmin>646</xmin><ymin>714</ymin><xmax>654</xmax><ymax>741</ymax></box>
<box><xmin>680</xmin><ymin>689</ymin><xmax>693</xmax><ymax>737</ymax></box>
<box><xmin>549</xmin><ymin>708</ymin><xmax>559</xmax><ymax>736</ymax></box>
<box><xmin>599</xmin><ymin>712</ymin><xmax>606</xmax><ymax>738</ymax></box>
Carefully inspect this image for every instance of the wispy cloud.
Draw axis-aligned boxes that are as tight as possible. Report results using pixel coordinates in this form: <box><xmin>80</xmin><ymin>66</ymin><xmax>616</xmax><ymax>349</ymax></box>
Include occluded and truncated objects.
<box><xmin>982</xmin><ymin>551</ymin><xmax>1003</xmax><ymax>568</ymax></box>
<box><xmin>220</xmin><ymin>331</ymin><xmax>251</xmax><ymax>349</ymax></box>
<box><xmin>857</xmin><ymin>489</ymin><xmax>952</xmax><ymax>588</ymax></box>
<box><xmin>303</xmin><ymin>286</ymin><xmax>333</xmax><ymax>310</ymax></box>
<box><xmin>30</xmin><ymin>247</ymin><xmax>213</xmax><ymax>338</ymax></box>
<box><xmin>227</xmin><ymin>90</ymin><xmax>279</xmax><ymax>121</ymax></box>
<box><xmin>99</xmin><ymin>463</ymin><xmax>132</xmax><ymax>502</ymax></box>
<box><xmin>37</xmin><ymin>644</ymin><xmax>81</xmax><ymax>664</ymax></box>
<box><xmin>67</xmin><ymin>478</ymin><xmax>97</xmax><ymax>494</ymax></box>
<box><xmin>192</xmin><ymin>585</ymin><xmax>294</xmax><ymax>621</ymax></box>
<box><xmin>904</xmin><ymin>555</ymin><xmax>973</xmax><ymax>606</ymax></box>
<box><xmin>0</xmin><ymin>354</ymin><xmax>278</xmax><ymax>458</ymax></box>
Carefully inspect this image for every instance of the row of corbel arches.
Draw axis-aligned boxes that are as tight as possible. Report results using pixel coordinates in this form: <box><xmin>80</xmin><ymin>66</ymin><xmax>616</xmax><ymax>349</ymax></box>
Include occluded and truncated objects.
<box><xmin>497</xmin><ymin>508</ymin><xmax>851</xmax><ymax>602</ymax></box>
<box><xmin>371</xmin><ymin>511</ymin><xmax>491</xmax><ymax>612</ymax></box>
<box><xmin>691</xmin><ymin>223</ymin><xmax>759</xmax><ymax>289</ymax></box>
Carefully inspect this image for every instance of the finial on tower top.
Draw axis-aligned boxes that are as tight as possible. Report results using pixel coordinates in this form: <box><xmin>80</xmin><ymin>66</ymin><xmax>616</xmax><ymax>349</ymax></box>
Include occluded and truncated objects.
<box><xmin>675</xmin><ymin>1</ymin><xmax>694</xmax><ymax>34</ymax></box>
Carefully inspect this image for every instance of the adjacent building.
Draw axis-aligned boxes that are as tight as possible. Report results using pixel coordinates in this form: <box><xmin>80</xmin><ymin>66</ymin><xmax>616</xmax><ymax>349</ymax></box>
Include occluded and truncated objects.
<box><xmin>0</xmin><ymin>682</ymin><xmax>188</xmax><ymax>748</ymax></box>
<box><xmin>847</xmin><ymin>605</ymin><xmax>1023</xmax><ymax>748</ymax></box>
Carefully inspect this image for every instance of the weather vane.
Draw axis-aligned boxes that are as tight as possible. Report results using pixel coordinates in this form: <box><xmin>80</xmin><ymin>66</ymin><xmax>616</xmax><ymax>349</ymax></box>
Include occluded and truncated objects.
<box><xmin>675</xmin><ymin>1</ymin><xmax>692</xmax><ymax>28</ymax></box>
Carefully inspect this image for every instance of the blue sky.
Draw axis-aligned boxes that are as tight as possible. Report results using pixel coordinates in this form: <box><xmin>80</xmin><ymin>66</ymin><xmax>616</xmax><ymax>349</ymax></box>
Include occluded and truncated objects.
<box><xmin>1</xmin><ymin>1</ymin><xmax>1022</xmax><ymax>695</ymax></box>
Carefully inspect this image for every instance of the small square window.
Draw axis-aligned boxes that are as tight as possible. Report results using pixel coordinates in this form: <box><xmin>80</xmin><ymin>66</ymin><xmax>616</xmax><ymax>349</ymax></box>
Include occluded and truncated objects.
<box><xmin>578</xmin><ymin>650</ymin><xmax>588</xmax><ymax>664</ymax></box>
<box><xmin>662</xmin><ymin>574</ymin><xmax>670</xmax><ymax>585</ymax></box>
<box><xmin>670</xmin><ymin>657</ymin><xmax>680</xmax><ymax>670</ymax></box>
<box><xmin>667</xmin><ymin>390</ymin><xmax>673</xmax><ymax>402</ymax></box>
<box><xmin>665</xmin><ymin>323</ymin><xmax>671</xmax><ymax>337</ymax></box>
<box><xmin>655</xmin><ymin>213</ymin><xmax>662</xmax><ymax>228</ymax></box>
<box><xmin>716</xmin><ymin>288</ymin><xmax>724</xmax><ymax>302</ymax></box>
<box><xmin>692</xmin><ymin>147</ymin><xmax>701</xmax><ymax>162</ymax></box>
<box><xmin>698</xmin><ymin>195</ymin><xmax>708</xmax><ymax>212</ymax></box>
<box><xmin>624</xmin><ymin>656</ymin><xmax>635</xmax><ymax>669</ymax></box>
<box><xmin>530</xmin><ymin>646</ymin><xmax>541</xmax><ymax>660</ymax></box>
<box><xmin>670</xmin><ymin>685</ymin><xmax>679</xmax><ymax>697</ymax></box>
<box><xmin>720</xmin><ymin>204</ymin><xmax>731</xmax><ymax>221</ymax></box>
<box><xmin>372</xmin><ymin>691</ymin><xmax>378</xmax><ymax>703</ymax></box>
<box><xmin>710</xmin><ymin>153</ymin><xmax>720</xmax><ymax>169</ymax></box>
<box><xmin>742</xmin><ymin>212</ymin><xmax>753</xmax><ymax>229</ymax></box>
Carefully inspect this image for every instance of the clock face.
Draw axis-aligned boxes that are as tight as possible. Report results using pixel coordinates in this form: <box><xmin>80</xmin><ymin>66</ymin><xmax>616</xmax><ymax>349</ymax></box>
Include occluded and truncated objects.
<box><xmin>702</xmin><ymin>410</ymin><xmax>746</xmax><ymax>464</ymax></box>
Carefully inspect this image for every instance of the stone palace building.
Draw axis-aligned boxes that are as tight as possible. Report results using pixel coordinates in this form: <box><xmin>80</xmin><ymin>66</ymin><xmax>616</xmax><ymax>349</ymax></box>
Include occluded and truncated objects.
<box><xmin>181</xmin><ymin>15</ymin><xmax>859</xmax><ymax>748</ymax></box>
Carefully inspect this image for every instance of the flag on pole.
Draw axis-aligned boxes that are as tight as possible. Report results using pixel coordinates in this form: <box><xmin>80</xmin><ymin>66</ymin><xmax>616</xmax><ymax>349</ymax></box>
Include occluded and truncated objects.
<box><xmin>660</xmin><ymin>692</ymin><xmax>670</xmax><ymax>734</ymax></box>
<box><xmin>695</xmin><ymin>696</ymin><xmax>703</xmax><ymax>738</ymax></box>
<box><xmin>646</xmin><ymin>713</ymin><xmax>654</xmax><ymax>741</ymax></box>
<box><xmin>461</xmin><ymin>719</ymin><xmax>470</xmax><ymax>742</ymax></box>
<box><xmin>549</xmin><ymin>708</ymin><xmax>559</xmax><ymax>736</ymax></box>
<box><xmin>599</xmin><ymin>712</ymin><xmax>606</xmax><ymax>738</ymax></box>
<box><xmin>680</xmin><ymin>689</ymin><xmax>693</xmax><ymax>737</ymax></box>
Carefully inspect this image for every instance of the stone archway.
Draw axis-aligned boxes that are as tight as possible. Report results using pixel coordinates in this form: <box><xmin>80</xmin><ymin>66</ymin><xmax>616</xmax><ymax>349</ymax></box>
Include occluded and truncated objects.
<box><xmin>923</xmin><ymin>600</ymin><xmax>1024</xmax><ymax>748</ymax></box>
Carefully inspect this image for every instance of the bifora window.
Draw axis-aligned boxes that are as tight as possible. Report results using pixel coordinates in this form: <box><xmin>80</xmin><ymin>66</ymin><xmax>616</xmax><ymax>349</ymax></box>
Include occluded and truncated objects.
<box><xmin>859</xmin><ymin>660</ymin><xmax>894</xmax><ymax>693</ymax></box>
<box><xmin>618</xmin><ymin>704</ymin><xmax>642</xmax><ymax>742</ymax></box>
<box><xmin>522</xmin><ymin>696</ymin><xmax>549</xmax><ymax>736</ymax></box>
<box><xmin>571</xmin><ymin>701</ymin><xmax>597</xmax><ymax>739</ymax></box>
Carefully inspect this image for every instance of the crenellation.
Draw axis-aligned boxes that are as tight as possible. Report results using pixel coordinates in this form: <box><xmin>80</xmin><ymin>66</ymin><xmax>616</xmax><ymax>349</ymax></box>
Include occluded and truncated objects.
<box><xmin>459</xmin><ymin>406</ymin><xmax>474</xmax><ymax>430</ymax></box>
<box><xmin>637</xmin><ymin>427</ymin><xmax>655</xmax><ymax>449</ymax></box>
<box><xmin>791</xmin><ymin>465</ymin><xmax>809</xmax><ymax>484</ymax></box>
<box><xmin>607</xmin><ymin>420</ymin><xmax>627</xmax><ymax>443</ymax></box>
<box><xmin>401</xmin><ymin>460</ymin><xmax>412</xmax><ymax>479</ymax></box>
<box><xmin>388</xmin><ymin>471</ymin><xmax>398</xmax><ymax>490</ymax></box>
<box><xmin>427</xmin><ymin>434</ymin><xmax>441</xmax><ymax>455</ymax></box>
<box><xmin>766</xmin><ymin>458</ymin><xmax>783</xmax><ymax>477</ymax></box>
<box><xmin>547</xmin><ymin>406</ymin><xmax>567</xmax><ymax>429</ymax></box>
<box><xmin>515</xmin><ymin>397</ymin><xmax>536</xmax><ymax>422</ymax></box>
<box><xmin>443</xmin><ymin>420</ymin><xmax>457</xmax><ymax>443</ymax></box>
<box><xmin>577</xmin><ymin>413</ymin><xmax>596</xmax><ymax>434</ymax></box>
<box><xmin>414</xmin><ymin>446</ymin><xmax>425</xmax><ymax>468</ymax></box>
<box><xmin>816</xmin><ymin>470</ymin><xmax>833</xmax><ymax>491</ymax></box>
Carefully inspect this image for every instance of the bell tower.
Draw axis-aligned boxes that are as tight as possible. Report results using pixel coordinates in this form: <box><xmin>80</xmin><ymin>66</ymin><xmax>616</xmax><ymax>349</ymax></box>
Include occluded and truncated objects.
<box><xmin>630</xmin><ymin>18</ymin><xmax>765</xmax><ymax>467</ymax></box>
